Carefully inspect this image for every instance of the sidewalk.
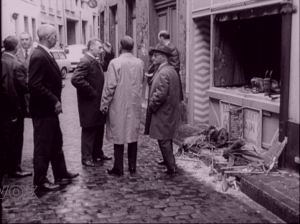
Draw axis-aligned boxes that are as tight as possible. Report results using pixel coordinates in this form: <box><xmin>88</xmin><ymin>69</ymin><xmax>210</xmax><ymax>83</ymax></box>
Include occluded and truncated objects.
<box><xmin>140</xmin><ymin>106</ymin><xmax>299</xmax><ymax>223</ymax></box>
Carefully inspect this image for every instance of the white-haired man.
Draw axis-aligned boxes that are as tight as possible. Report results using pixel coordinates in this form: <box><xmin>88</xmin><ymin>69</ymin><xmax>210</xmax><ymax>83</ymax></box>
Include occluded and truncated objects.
<box><xmin>29</xmin><ymin>24</ymin><xmax>79</xmax><ymax>191</ymax></box>
<box><xmin>71</xmin><ymin>38</ymin><xmax>114</xmax><ymax>167</ymax></box>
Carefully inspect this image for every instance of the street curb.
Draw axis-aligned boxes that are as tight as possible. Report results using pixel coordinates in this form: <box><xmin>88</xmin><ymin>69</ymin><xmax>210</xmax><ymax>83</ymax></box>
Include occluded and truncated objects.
<box><xmin>238</xmin><ymin>175</ymin><xmax>300</xmax><ymax>223</ymax></box>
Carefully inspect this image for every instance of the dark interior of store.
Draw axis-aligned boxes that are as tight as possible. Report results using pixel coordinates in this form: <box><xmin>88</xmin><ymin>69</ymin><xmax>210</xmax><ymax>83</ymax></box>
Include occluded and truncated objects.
<box><xmin>214</xmin><ymin>14</ymin><xmax>282</xmax><ymax>89</ymax></box>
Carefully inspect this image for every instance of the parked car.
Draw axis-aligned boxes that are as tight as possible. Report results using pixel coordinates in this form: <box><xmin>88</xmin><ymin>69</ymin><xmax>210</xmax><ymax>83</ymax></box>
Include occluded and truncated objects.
<box><xmin>64</xmin><ymin>44</ymin><xmax>88</xmax><ymax>71</ymax></box>
<box><xmin>50</xmin><ymin>49</ymin><xmax>71</xmax><ymax>79</ymax></box>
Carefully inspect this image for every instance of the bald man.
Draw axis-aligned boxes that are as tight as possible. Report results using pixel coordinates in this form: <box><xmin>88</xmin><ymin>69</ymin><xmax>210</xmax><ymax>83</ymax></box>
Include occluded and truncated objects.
<box><xmin>29</xmin><ymin>24</ymin><xmax>79</xmax><ymax>191</ymax></box>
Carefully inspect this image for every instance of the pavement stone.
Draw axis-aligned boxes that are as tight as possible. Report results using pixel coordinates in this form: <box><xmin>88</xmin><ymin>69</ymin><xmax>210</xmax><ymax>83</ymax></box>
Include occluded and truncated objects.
<box><xmin>1</xmin><ymin>73</ymin><xmax>286</xmax><ymax>223</ymax></box>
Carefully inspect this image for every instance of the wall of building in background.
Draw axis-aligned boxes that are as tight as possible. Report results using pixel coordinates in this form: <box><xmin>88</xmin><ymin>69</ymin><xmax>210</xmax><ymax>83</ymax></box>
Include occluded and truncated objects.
<box><xmin>1</xmin><ymin>0</ymin><xmax>100</xmax><ymax>47</ymax></box>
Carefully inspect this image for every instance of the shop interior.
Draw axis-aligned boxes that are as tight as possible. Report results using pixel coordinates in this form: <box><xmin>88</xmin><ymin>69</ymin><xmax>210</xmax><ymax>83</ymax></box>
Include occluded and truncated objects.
<box><xmin>213</xmin><ymin>9</ymin><xmax>282</xmax><ymax>97</ymax></box>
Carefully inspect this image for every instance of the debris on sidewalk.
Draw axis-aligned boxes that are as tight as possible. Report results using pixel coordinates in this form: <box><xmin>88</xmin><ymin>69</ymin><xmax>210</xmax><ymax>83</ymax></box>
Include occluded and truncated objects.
<box><xmin>175</xmin><ymin>125</ymin><xmax>288</xmax><ymax>192</ymax></box>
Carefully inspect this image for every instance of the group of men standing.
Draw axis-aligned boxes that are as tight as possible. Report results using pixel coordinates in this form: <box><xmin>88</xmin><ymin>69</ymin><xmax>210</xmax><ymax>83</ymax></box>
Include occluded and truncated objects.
<box><xmin>1</xmin><ymin>25</ymin><xmax>79</xmax><ymax>191</ymax></box>
<box><xmin>1</xmin><ymin>24</ymin><xmax>183</xmax><ymax>192</ymax></box>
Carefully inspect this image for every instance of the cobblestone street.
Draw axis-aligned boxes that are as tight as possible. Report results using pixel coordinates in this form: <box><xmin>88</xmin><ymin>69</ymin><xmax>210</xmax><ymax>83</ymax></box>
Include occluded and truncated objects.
<box><xmin>2</xmin><ymin>74</ymin><xmax>284</xmax><ymax>223</ymax></box>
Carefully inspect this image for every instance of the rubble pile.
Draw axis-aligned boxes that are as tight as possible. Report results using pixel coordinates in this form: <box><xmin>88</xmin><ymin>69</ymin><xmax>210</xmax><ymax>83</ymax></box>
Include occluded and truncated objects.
<box><xmin>176</xmin><ymin>126</ymin><xmax>288</xmax><ymax>192</ymax></box>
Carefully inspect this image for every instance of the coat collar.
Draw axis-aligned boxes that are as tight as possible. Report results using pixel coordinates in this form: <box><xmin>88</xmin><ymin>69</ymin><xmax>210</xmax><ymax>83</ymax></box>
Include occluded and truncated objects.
<box><xmin>84</xmin><ymin>53</ymin><xmax>102</xmax><ymax>70</ymax></box>
<box><xmin>148</xmin><ymin>63</ymin><xmax>169</xmax><ymax>85</ymax></box>
<box><xmin>2</xmin><ymin>52</ymin><xmax>17</xmax><ymax>59</ymax></box>
<box><xmin>36</xmin><ymin>45</ymin><xmax>61</xmax><ymax>74</ymax></box>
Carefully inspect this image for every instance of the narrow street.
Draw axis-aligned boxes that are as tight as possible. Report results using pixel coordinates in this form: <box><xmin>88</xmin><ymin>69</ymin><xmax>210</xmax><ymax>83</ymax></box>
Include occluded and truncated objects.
<box><xmin>2</xmin><ymin>73</ymin><xmax>284</xmax><ymax>223</ymax></box>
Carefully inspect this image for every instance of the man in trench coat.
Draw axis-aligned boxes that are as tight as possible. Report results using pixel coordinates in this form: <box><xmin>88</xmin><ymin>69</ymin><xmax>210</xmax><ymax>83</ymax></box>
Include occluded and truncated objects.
<box><xmin>71</xmin><ymin>38</ymin><xmax>114</xmax><ymax>167</ymax></box>
<box><xmin>145</xmin><ymin>43</ymin><xmax>181</xmax><ymax>175</ymax></box>
<box><xmin>100</xmin><ymin>36</ymin><xmax>144</xmax><ymax>176</ymax></box>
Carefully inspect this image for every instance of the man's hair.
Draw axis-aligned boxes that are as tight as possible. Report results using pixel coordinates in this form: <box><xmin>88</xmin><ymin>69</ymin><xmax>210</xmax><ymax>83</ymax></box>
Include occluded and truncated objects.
<box><xmin>87</xmin><ymin>38</ymin><xmax>102</xmax><ymax>50</ymax></box>
<box><xmin>3</xmin><ymin>36</ymin><xmax>18</xmax><ymax>51</ymax></box>
<box><xmin>120</xmin><ymin>36</ymin><xmax>134</xmax><ymax>51</ymax></box>
<box><xmin>158</xmin><ymin>30</ymin><xmax>170</xmax><ymax>40</ymax></box>
<box><xmin>20</xmin><ymin>32</ymin><xmax>32</xmax><ymax>40</ymax></box>
<box><xmin>37</xmin><ymin>24</ymin><xmax>55</xmax><ymax>40</ymax></box>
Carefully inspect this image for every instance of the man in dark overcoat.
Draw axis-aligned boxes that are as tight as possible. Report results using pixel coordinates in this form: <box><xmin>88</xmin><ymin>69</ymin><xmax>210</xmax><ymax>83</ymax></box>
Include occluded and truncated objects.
<box><xmin>2</xmin><ymin>36</ymin><xmax>32</xmax><ymax>178</ymax></box>
<box><xmin>145</xmin><ymin>43</ymin><xmax>181</xmax><ymax>175</ymax></box>
<box><xmin>29</xmin><ymin>24</ymin><xmax>79</xmax><ymax>191</ymax></box>
<box><xmin>71</xmin><ymin>38</ymin><xmax>114</xmax><ymax>167</ymax></box>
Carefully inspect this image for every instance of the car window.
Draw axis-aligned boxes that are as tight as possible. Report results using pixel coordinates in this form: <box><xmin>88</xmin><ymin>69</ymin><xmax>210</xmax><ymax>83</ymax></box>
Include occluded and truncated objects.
<box><xmin>51</xmin><ymin>52</ymin><xmax>60</xmax><ymax>59</ymax></box>
<box><xmin>58</xmin><ymin>52</ymin><xmax>67</xmax><ymax>59</ymax></box>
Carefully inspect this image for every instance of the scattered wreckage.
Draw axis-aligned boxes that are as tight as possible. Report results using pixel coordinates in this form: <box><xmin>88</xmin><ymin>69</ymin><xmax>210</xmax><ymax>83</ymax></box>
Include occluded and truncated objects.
<box><xmin>175</xmin><ymin>125</ymin><xmax>287</xmax><ymax>192</ymax></box>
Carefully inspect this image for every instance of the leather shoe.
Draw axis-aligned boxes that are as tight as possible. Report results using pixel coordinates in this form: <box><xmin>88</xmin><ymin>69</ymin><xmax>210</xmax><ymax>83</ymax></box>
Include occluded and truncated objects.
<box><xmin>55</xmin><ymin>172</ymin><xmax>79</xmax><ymax>185</ymax></box>
<box><xmin>8</xmin><ymin>171</ymin><xmax>32</xmax><ymax>178</ymax></box>
<box><xmin>157</xmin><ymin>160</ymin><xmax>166</xmax><ymax>166</ymax></box>
<box><xmin>64</xmin><ymin>172</ymin><xmax>79</xmax><ymax>179</ymax></box>
<box><xmin>82</xmin><ymin>160</ymin><xmax>95</xmax><ymax>167</ymax></box>
<box><xmin>38</xmin><ymin>182</ymin><xmax>61</xmax><ymax>191</ymax></box>
<box><xmin>107</xmin><ymin>168</ymin><xmax>123</xmax><ymax>176</ymax></box>
<box><xmin>100</xmin><ymin>156</ymin><xmax>112</xmax><ymax>161</ymax></box>
<box><xmin>128</xmin><ymin>167</ymin><xmax>136</xmax><ymax>174</ymax></box>
<box><xmin>165</xmin><ymin>169</ymin><xmax>176</xmax><ymax>175</ymax></box>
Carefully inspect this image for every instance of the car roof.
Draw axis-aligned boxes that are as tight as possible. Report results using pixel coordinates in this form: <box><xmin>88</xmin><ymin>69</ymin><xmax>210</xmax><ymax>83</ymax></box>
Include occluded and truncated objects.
<box><xmin>66</xmin><ymin>44</ymin><xmax>87</xmax><ymax>48</ymax></box>
<box><xmin>50</xmin><ymin>49</ymin><xmax>65</xmax><ymax>53</ymax></box>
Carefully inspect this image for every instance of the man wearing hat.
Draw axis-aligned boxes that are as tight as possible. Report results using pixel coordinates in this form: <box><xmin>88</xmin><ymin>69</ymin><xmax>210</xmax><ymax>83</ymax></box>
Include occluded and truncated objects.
<box><xmin>144</xmin><ymin>43</ymin><xmax>181</xmax><ymax>175</ymax></box>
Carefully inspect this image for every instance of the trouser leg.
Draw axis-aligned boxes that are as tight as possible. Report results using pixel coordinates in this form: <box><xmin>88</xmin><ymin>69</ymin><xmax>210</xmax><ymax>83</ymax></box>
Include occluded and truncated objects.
<box><xmin>128</xmin><ymin>142</ymin><xmax>137</xmax><ymax>170</ymax></box>
<box><xmin>50</xmin><ymin>117</ymin><xmax>68</xmax><ymax>180</ymax></box>
<box><xmin>92</xmin><ymin>125</ymin><xmax>105</xmax><ymax>160</ymax></box>
<box><xmin>32</xmin><ymin>117</ymin><xmax>54</xmax><ymax>186</ymax></box>
<box><xmin>157</xmin><ymin>139</ymin><xmax>176</xmax><ymax>170</ymax></box>
<box><xmin>81</xmin><ymin>126</ymin><xmax>97</xmax><ymax>161</ymax></box>
<box><xmin>7</xmin><ymin>116</ymin><xmax>24</xmax><ymax>174</ymax></box>
<box><xmin>113</xmin><ymin>144</ymin><xmax>124</xmax><ymax>171</ymax></box>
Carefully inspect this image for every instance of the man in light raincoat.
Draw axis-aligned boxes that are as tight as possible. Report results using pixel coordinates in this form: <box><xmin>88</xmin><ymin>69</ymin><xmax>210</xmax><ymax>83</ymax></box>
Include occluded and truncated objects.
<box><xmin>100</xmin><ymin>36</ymin><xmax>144</xmax><ymax>176</ymax></box>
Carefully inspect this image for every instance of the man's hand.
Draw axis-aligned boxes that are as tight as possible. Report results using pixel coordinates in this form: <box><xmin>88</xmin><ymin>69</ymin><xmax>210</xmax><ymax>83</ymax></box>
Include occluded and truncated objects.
<box><xmin>54</xmin><ymin>101</ymin><xmax>63</xmax><ymax>115</ymax></box>
<box><xmin>100</xmin><ymin>106</ymin><xmax>108</xmax><ymax>115</ymax></box>
<box><xmin>103</xmin><ymin>41</ymin><xmax>112</xmax><ymax>53</ymax></box>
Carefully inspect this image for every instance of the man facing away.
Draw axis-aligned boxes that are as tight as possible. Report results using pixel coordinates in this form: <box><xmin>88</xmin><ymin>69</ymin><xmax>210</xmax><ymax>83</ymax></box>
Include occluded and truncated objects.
<box><xmin>1</xmin><ymin>36</ymin><xmax>32</xmax><ymax>178</ymax></box>
<box><xmin>100</xmin><ymin>36</ymin><xmax>144</xmax><ymax>176</ymax></box>
<box><xmin>145</xmin><ymin>43</ymin><xmax>181</xmax><ymax>175</ymax></box>
<box><xmin>71</xmin><ymin>38</ymin><xmax>114</xmax><ymax>167</ymax></box>
<box><xmin>29</xmin><ymin>24</ymin><xmax>79</xmax><ymax>191</ymax></box>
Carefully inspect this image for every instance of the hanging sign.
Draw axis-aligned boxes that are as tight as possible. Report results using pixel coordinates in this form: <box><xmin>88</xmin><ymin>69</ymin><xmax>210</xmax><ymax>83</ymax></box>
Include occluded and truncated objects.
<box><xmin>88</xmin><ymin>0</ymin><xmax>98</xmax><ymax>8</ymax></box>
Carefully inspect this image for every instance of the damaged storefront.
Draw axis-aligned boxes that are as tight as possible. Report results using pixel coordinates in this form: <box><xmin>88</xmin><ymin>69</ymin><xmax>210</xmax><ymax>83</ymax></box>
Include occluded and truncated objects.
<box><xmin>187</xmin><ymin>0</ymin><xmax>299</xmax><ymax>172</ymax></box>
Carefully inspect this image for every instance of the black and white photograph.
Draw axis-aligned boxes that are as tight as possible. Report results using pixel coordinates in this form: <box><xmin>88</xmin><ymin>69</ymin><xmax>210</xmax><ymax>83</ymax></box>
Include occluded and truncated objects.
<box><xmin>1</xmin><ymin>0</ymin><xmax>299</xmax><ymax>223</ymax></box>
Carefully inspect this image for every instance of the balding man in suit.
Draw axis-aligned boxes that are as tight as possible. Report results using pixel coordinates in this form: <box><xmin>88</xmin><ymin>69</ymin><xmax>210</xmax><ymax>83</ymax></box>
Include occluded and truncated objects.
<box><xmin>29</xmin><ymin>24</ymin><xmax>79</xmax><ymax>191</ymax></box>
<box><xmin>15</xmin><ymin>32</ymin><xmax>34</xmax><ymax>73</ymax></box>
<box><xmin>15</xmin><ymin>32</ymin><xmax>34</xmax><ymax>118</ymax></box>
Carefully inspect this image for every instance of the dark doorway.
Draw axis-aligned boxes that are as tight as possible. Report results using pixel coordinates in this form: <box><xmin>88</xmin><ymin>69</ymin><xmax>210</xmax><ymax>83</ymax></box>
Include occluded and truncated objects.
<box><xmin>67</xmin><ymin>19</ymin><xmax>76</xmax><ymax>45</ymax></box>
<box><xmin>109</xmin><ymin>4</ymin><xmax>118</xmax><ymax>56</ymax></box>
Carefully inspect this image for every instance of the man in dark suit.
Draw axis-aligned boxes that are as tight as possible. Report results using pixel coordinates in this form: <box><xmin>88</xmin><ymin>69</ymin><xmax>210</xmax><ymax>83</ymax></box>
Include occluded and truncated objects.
<box><xmin>15</xmin><ymin>32</ymin><xmax>34</xmax><ymax>117</ymax></box>
<box><xmin>71</xmin><ymin>38</ymin><xmax>114</xmax><ymax>167</ymax></box>
<box><xmin>15</xmin><ymin>32</ymin><xmax>34</xmax><ymax>73</ymax></box>
<box><xmin>1</xmin><ymin>36</ymin><xmax>32</xmax><ymax>178</ymax></box>
<box><xmin>29</xmin><ymin>24</ymin><xmax>79</xmax><ymax>191</ymax></box>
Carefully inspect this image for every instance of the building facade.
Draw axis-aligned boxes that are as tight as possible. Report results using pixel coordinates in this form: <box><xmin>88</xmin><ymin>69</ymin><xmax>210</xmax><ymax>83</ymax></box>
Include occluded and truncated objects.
<box><xmin>1</xmin><ymin>0</ymin><xmax>100</xmax><ymax>47</ymax></box>
<box><xmin>186</xmin><ymin>0</ymin><xmax>299</xmax><ymax>171</ymax></box>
